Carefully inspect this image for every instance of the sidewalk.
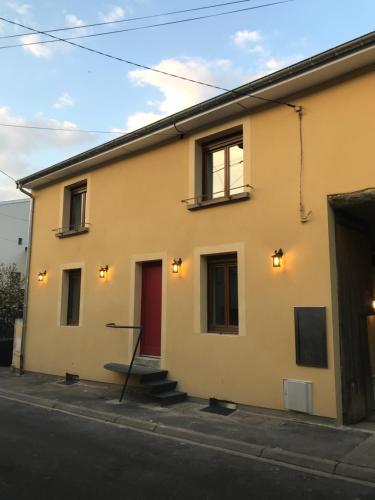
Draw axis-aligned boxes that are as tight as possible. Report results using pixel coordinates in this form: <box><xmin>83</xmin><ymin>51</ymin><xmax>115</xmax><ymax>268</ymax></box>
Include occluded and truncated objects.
<box><xmin>1</xmin><ymin>368</ymin><xmax>375</xmax><ymax>484</ymax></box>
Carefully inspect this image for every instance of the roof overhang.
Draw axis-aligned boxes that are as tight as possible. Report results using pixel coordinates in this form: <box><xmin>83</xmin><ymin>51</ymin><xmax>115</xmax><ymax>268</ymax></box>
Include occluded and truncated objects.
<box><xmin>18</xmin><ymin>32</ymin><xmax>375</xmax><ymax>190</ymax></box>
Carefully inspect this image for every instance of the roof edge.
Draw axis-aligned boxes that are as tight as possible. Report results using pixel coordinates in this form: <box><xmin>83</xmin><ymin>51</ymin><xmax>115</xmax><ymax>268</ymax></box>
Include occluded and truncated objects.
<box><xmin>18</xmin><ymin>30</ymin><xmax>375</xmax><ymax>187</ymax></box>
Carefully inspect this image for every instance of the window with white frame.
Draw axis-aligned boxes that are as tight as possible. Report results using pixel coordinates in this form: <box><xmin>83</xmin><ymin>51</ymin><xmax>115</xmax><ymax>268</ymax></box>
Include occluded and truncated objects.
<box><xmin>202</xmin><ymin>134</ymin><xmax>244</xmax><ymax>201</ymax></box>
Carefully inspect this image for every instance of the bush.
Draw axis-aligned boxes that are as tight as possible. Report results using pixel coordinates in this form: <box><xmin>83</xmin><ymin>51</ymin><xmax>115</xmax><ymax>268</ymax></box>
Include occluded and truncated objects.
<box><xmin>0</xmin><ymin>263</ymin><xmax>24</xmax><ymax>338</ymax></box>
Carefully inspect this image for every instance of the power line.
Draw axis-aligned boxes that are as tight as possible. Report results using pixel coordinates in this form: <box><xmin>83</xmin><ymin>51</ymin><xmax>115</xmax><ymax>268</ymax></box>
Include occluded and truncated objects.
<box><xmin>0</xmin><ymin>122</ymin><xmax>125</xmax><ymax>134</ymax></box>
<box><xmin>0</xmin><ymin>0</ymin><xmax>255</xmax><ymax>40</ymax></box>
<box><xmin>0</xmin><ymin>122</ymin><xmax>181</xmax><ymax>136</ymax></box>
<box><xmin>0</xmin><ymin>168</ymin><xmax>16</xmax><ymax>182</ymax></box>
<box><xmin>0</xmin><ymin>234</ymin><xmax>24</xmax><ymax>245</ymax></box>
<box><xmin>0</xmin><ymin>211</ymin><xmax>28</xmax><ymax>222</ymax></box>
<box><xmin>0</xmin><ymin>6</ymin><xmax>298</xmax><ymax>110</ymax></box>
<box><xmin>0</xmin><ymin>2</ymin><xmax>291</xmax><ymax>50</ymax></box>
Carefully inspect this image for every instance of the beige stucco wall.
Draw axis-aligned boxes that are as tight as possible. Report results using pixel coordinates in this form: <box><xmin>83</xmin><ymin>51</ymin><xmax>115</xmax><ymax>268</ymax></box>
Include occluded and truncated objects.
<box><xmin>24</xmin><ymin>68</ymin><xmax>375</xmax><ymax>419</ymax></box>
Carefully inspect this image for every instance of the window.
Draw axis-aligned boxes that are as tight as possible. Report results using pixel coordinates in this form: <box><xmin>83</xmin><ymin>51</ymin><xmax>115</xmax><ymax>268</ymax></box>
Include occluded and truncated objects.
<box><xmin>66</xmin><ymin>269</ymin><xmax>81</xmax><ymax>326</ymax></box>
<box><xmin>203</xmin><ymin>134</ymin><xmax>243</xmax><ymax>201</ymax></box>
<box><xmin>207</xmin><ymin>253</ymin><xmax>238</xmax><ymax>334</ymax></box>
<box><xmin>18</xmin><ymin>237</ymin><xmax>22</xmax><ymax>245</ymax></box>
<box><xmin>56</xmin><ymin>181</ymin><xmax>88</xmax><ymax>238</ymax></box>
<box><xmin>69</xmin><ymin>183</ymin><xmax>86</xmax><ymax>231</ymax></box>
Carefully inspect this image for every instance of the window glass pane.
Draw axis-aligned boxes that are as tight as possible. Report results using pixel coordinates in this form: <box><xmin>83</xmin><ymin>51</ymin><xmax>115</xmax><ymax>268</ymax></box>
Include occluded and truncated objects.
<box><xmin>212</xmin><ymin>150</ymin><xmax>225</xmax><ymax>199</ymax></box>
<box><xmin>212</xmin><ymin>265</ymin><xmax>225</xmax><ymax>325</ymax></box>
<box><xmin>229</xmin><ymin>144</ymin><xmax>243</xmax><ymax>195</ymax></box>
<box><xmin>70</xmin><ymin>193</ymin><xmax>83</xmax><ymax>229</ymax></box>
<box><xmin>67</xmin><ymin>270</ymin><xmax>81</xmax><ymax>325</ymax></box>
<box><xmin>229</xmin><ymin>265</ymin><xmax>238</xmax><ymax>326</ymax></box>
<box><xmin>205</xmin><ymin>149</ymin><xmax>225</xmax><ymax>200</ymax></box>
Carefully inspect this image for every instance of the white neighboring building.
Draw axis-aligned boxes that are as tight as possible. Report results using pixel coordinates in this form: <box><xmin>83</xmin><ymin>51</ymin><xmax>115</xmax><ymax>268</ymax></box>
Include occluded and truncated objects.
<box><xmin>0</xmin><ymin>199</ymin><xmax>30</xmax><ymax>275</ymax></box>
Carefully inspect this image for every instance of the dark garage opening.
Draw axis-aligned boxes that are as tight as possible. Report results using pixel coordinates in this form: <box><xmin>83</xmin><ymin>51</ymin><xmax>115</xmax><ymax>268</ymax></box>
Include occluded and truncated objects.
<box><xmin>330</xmin><ymin>189</ymin><xmax>375</xmax><ymax>425</ymax></box>
<box><xmin>0</xmin><ymin>322</ymin><xmax>14</xmax><ymax>367</ymax></box>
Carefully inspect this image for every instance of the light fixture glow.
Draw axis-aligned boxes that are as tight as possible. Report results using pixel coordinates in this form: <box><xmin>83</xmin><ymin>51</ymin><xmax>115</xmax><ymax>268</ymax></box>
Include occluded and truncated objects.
<box><xmin>99</xmin><ymin>265</ymin><xmax>109</xmax><ymax>278</ymax></box>
<box><xmin>172</xmin><ymin>258</ymin><xmax>182</xmax><ymax>274</ymax></box>
<box><xmin>372</xmin><ymin>299</ymin><xmax>375</xmax><ymax>311</ymax></box>
<box><xmin>38</xmin><ymin>270</ymin><xmax>47</xmax><ymax>282</ymax></box>
<box><xmin>272</xmin><ymin>249</ymin><xmax>284</xmax><ymax>268</ymax></box>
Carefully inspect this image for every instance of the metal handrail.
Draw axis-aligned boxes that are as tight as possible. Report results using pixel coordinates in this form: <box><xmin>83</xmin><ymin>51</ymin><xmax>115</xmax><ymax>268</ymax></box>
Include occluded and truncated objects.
<box><xmin>105</xmin><ymin>323</ymin><xmax>143</xmax><ymax>402</ymax></box>
<box><xmin>181</xmin><ymin>184</ymin><xmax>253</xmax><ymax>203</ymax></box>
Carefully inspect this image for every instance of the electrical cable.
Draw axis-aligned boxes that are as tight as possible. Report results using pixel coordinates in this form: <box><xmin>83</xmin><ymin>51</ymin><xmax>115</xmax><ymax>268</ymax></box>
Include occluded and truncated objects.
<box><xmin>296</xmin><ymin>107</ymin><xmax>312</xmax><ymax>223</ymax></box>
<box><xmin>0</xmin><ymin>211</ymin><xmax>28</xmax><ymax>222</ymax></box>
<box><xmin>0</xmin><ymin>1</ymin><xmax>293</xmax><ymax>50</ymax></box>
<box><xmin>0</xmin><ymin>122</ymin><xmax>125</xmax><ymax>134</ymax></box>
<box><xmin>0</xmin><ymin>168</ymin><xmax>16</xmax><ymax>182</ymax></box>
<box><xmin>0</xmin><ymin>10</ymin><xmax>299</xmax><ymax>110</ymax></box>
<box><xmin>0</xmin><ymin>0</ymin><xmax>257</xmax><ymax>40</ymax></box>
<box><xmin>0</xmin><ymin>234</ymin><xmax>25</xmax><ymax>245</ymax></box>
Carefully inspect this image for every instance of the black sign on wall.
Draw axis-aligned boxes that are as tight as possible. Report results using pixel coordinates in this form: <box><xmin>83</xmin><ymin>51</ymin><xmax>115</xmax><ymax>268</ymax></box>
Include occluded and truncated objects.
<box><xmin>294</xmin><ymin>307</ymin><xmax>328</xmax><ymax>368</ymax></box>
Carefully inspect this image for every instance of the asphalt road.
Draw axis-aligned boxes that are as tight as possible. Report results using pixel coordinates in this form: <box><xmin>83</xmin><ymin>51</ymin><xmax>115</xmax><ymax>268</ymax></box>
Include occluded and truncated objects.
<box><xmin>0</xmin><ymin>397</ymin><xmax>373</xmax><ymax>500</ymax></box>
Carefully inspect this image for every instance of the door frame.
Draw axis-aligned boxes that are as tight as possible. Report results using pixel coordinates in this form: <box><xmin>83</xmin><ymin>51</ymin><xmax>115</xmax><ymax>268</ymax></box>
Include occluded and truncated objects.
<box><xmin>128</xmin><ymin>253</ymin><xmax>168</xmax><ymax>368</ymax></box>
<box><xmin>328</xmin><ymin>195</ymin><xmax>374</xmax><ymax>425</ymax></box>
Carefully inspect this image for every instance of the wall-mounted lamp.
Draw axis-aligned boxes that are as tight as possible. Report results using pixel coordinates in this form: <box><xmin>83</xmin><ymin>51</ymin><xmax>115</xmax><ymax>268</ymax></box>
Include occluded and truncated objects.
<box><xmin>272</xmin><ymin>249</ymin><xmax>284</xmax><ymax>268</ymax></box>
<box><xmin>372</xmin><ymin>299</ymin><xmax>375</xmax><ymax>311</ymax></box>
<box><xmin>99</xmin><ymin>265</ymin><xmax>109</xmax><ymax>278</ymax></box>
<box><xmin>172</xmin><ymin>258</ymin><xmax>182</xmax><ymax>274</ymax></box>
<box><xmin>38</xmin><ymin>270</ymin><xmax>47</xmax><ymax>282</ymax></box>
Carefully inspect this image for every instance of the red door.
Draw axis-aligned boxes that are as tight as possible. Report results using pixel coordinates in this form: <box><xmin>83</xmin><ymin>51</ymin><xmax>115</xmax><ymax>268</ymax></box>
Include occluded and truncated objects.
<box><xmin>140</xmin><ymin>261</ymin><xmax>162</xmax><ymax>357</ymax></box>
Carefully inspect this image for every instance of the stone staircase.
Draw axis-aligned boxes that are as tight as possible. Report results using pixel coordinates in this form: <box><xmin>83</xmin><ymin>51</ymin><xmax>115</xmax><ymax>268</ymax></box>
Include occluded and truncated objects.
<box><xmin>104</xmin><ymin>362</ymin><xmax>187</xmax><ymax>405</ymax></box>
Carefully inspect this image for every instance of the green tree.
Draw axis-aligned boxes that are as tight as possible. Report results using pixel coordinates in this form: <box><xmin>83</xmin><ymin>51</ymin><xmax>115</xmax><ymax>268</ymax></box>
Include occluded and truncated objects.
<box><xmin>0</xmin><ymin>263</ymin><xmax>24</xmax><ymax>338</ymax></box>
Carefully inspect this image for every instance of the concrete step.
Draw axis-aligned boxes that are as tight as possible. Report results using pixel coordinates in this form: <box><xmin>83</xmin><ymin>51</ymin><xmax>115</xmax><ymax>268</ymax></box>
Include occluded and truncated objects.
<box><xmin>134</xmin><ymin>356</ymin><xmax>160</xmax><ymax>368</ymax></box>
<box><xmin>153</xmin><ymin>390</ymin><xmax>187</xmax><ymax>406</ymax></box>
<box><xmin>140</xmin><ymin>370</ymin><xmax>168</xmax><ymax>384</ymax></box>
<box><xmin>143</xmin><ymin>379</ymin><xmax>177</xmax><ymax>394</ymax></box>
<box><xmin>104</xmin><ymin>363</ymin><xmax>167</xmax><ymax>380</ymax></box>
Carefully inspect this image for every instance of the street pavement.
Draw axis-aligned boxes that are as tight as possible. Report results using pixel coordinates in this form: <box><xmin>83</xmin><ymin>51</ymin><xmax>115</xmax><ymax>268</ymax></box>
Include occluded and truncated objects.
<box><xmin>3</xmin><ymin>369</ymin><xmax>375</xmax><ymax>487</ymax></box>
<box><xmin>0</xmin><ymin>397</ymin><xmax>374</xmax><ymax>500</ymax></box>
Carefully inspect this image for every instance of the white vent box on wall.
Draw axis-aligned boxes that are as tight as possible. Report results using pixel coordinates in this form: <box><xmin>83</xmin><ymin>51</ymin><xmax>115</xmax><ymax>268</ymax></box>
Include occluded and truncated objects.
<box><xmin>283</xmin><ymin>379</ymin><xmax>313</xmax><ymax>414</ymax></box>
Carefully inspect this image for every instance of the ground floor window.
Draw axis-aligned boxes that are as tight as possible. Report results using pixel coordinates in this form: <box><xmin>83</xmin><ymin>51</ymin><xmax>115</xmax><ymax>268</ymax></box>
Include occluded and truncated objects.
<box><xmin>66</xmin><ymin>269</ymin><xmax>81</xmax><ymax>326</ymax></box>
<box><xmin>207</xmin><ymin>253</ymin><xmax>238</xmax><ymax>334</ymax></box>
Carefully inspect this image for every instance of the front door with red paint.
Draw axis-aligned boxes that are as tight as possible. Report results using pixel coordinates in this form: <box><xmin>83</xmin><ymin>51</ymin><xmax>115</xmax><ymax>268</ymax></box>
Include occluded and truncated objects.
<box><xmin>140</xmin><ymin>261</ymin><xmax>162</xmax><ymax>357</ymax></box>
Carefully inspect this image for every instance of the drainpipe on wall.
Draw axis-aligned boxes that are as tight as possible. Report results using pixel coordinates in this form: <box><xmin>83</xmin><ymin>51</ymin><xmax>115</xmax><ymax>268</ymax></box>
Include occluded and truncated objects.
<box><xmin>16</xmin><ymin>182</ymin><xmax>34</xmax><ymax>375</ymax></box>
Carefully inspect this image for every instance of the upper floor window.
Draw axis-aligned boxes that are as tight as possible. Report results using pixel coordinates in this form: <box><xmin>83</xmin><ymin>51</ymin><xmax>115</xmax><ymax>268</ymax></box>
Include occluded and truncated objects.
<box><xmin>202</xmin><ymin>134</ymin><xmax>243</xmax><ymax>201</ymax></box>
<box><xmin>185</xmin><ymin>129</ymin><xmax>249</xmax><ymax>211</ymax></box>
<box><xmin>69</xmin><ymin>183</ymin><xmax>86</xmax><ymax>231</ymax></box>
<box><xmin>55</xmin><ymin>180</ymin><xmax>89</xmax><ymax>238</ymax></box>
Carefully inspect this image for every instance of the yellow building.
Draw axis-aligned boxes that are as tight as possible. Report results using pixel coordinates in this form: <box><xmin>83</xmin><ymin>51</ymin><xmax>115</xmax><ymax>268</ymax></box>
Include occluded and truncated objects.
<box><xmin>17</xmin><ymin>32</ymin><xmax>375</xmax><ymax>424</ymax></box>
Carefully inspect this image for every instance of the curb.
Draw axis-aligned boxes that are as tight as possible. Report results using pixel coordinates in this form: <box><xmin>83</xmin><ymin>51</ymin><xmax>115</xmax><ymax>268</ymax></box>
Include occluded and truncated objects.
<box><xmin>1</xmin><ymin>388</ymin><xmax>375</xmax><ymax>485</ymax></box>
<box><xmin>156</xmin><ymin>424</ymin><xmax>264</xmax><ymax>457</ymax></box>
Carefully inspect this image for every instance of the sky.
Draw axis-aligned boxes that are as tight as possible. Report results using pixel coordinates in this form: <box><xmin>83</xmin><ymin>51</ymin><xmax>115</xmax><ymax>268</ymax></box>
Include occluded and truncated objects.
<box><xmin>0</xmin><ymin>0</ymin><xmax>374</xmax><ymax>200</ymax></box>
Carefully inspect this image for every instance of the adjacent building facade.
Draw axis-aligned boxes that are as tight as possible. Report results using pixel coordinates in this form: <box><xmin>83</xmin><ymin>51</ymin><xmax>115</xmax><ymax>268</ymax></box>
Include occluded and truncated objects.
<box><xmin>0</xmin><ymin>198</ymin><xmax>30</xmax><ymax>275</ymax></box>
<box><xmin>17</xmin><ymin>32</ymin><xmax>375</xmax><ymax>424</ymax></box>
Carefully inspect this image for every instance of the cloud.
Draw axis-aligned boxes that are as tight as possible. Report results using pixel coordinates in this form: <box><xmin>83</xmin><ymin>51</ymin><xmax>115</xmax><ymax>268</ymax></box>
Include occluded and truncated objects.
<box><xmin>7</xmin><ymin>2</ymin><xmax>31</xmax><ymax>15</ymax></box>
<box><xmin>121</xmin><ymin>112</ymin><xmax>165</xmax><ymax>132</ymax></box>
<box><xmin>100</xmin><ymin>6</ymin><xmax>125</xmax><ymax>23</ymax></box>
<box><xmin>232</xmin><ymin>30</ymin><xmax>261</xmax><ymax>48</ymax></box>
<box><xmin>65</xmin><ymin>14</ymin><xmax>85</xmax><ymax>28</ymax></box>
<box><xmin>123</xmin><ymin>49</ymin><xmax>305</xmax><ymax>132</ymax></box>
<box><xmin>254</xmin><ymin>55</ymin><xmax>302</xmax><ymax>78</ymax></box>
<box><xmin>20</xmin><ymin>34</ymin><xmax>52</xmax><ymax>58</ymax></box>
<box><xmin>53</xmin><ymin>92</ymin><xmax>75</xmax><ymax>109</ymax></box>
<box><xmin>124</xmin><ymin>57</ymin><xmax>241</xmax><ymax>130</ymax></box>
<box><xmin>0</xmin><ymin>107</ymin><xmax>97</xmax><ymax>200</ymax></box>
<box><xmin>230</xmin><ymin>30</ymin><xmax>303</xmax><ymax>81</ymax></box>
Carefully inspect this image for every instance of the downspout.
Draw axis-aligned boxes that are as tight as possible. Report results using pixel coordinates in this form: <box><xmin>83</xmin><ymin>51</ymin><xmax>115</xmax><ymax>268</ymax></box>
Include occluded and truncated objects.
<box><xmin>16</xmin><ymin>182</ymin><xmax>34</xmax><ymax>375</ymax></box>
